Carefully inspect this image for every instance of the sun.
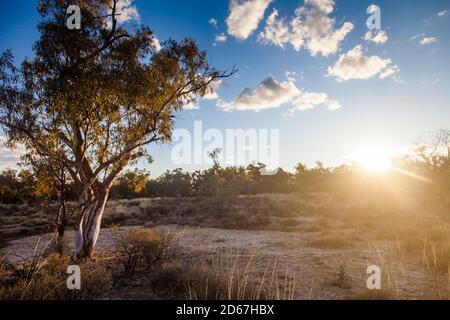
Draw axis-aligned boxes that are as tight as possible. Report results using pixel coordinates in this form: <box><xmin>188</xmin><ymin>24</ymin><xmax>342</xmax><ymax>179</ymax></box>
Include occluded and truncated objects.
<box><xmin>354</xmin><ymin>144</ymin><xmax>392</xmax><ymax>172</ymax></box>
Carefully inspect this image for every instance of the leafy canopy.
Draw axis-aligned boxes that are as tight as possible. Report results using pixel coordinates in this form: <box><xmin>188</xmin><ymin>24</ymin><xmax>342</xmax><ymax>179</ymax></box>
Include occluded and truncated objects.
<box><xmin>0</xmin><ymin>0</ymin><xmax>233</xmax><ymax>192</ymax></box>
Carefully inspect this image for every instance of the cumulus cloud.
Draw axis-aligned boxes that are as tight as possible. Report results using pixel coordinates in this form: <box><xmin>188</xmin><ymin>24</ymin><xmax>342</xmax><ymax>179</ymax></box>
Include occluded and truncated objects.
<box><xmin>215</xmin><ymin>33</ymin><xmax>228</xmax><ymax>42</ymax></box>
<box><xmin>327</xmin><ymin>45</ymin><xmax>400</xmax><ymax>82</ymax></box>
<box><xmin>258</xmin><ymin>0</ymin><xmax>353</xmax><ymax>56</ymax></box>
<box><xmin>204</xmin><ymin>79</ymin><xmax>223</xmax><ymax>100</ymax></box>
<box><xmin>209</xmin><ymin>18</ymin><xmax>218</xmax><ymax>28</ymax></box>
<box><xmin>410</xmin><ymin>34</ymin><xmax>438</xmax><ymax>45</ymax></box>
<box><xmin>364</xmin><ymin>30</ymin><xmax>388</xmax><ymax>45</ymax></box>
<box><xmin>420</xmin><ymin>36</ymin><xmax>438</xmax><ymax>45</ymax></box>
<box><xmin>306</xmin><ymin>0</ymin><xmax>335</xmax><ymax>14</ymax></box>
<box><xmin>0</xmin><ymin>137</ymin><xmax>25</xmax><ymax>167</ymax></box>
<box><xmin>217</xmin><ymin>76</ymin><xmax>340</xmax><ymax>113</ymax></box>
<box><xmin>183</xmin><ymin>101</ymin><xmax>200</xmax><ymax>110</ymax></box>
<box><xmin>437</xmin><ymin>10</ymin><xmax>449</xmax><ymax>17</ymax></box>
<box><xmin>112</xmin><ymin>0</ymin><xmax>139</xmax><ymax>23</ymax></box>
<box><xmin>106</xmin><ymin>0</ymin><xmax>139</xmax><ymax>29</ymax></box>
<box><xmin>226</xmin><ymin>0</ymin><xmax>272</xmax><ymax>41</ymax></box>
<box><xmin>182</xmin><ymin>80</ymin><xmax>222</xmax><ymax>110</ymax></box>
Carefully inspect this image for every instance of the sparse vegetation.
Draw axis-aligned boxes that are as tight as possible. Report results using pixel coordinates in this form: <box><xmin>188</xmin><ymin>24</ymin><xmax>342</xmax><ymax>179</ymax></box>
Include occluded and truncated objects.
<box><xmin>0</xmin><ymin>252</ymin><xmax>111</xmax><ymax>300</ymax></box>
<box><xmin>111</xmin><ymin>227</ymin><xmax>175</xmax><ymax>278</ymax></box>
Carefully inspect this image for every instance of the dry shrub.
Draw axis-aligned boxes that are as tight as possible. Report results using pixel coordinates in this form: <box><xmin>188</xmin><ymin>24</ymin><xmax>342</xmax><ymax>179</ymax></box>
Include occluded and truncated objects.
<box><xmin>0</xmin><ymin>253</ymin><xmax>111</xmax><ymax>300</ymax></box>
<box><xmin>76</xmin><ymin>259</ymin><xmax>112</xmax><ymax>299</ymax></box>
<box><xmin>112</xmin><ymin>227</ymin><xmax>174</xmax><ymax>278</ymax></box>
<box><xmin>150</xmin><ymin>261</ymin><xmax>187</xmax><ymax>297</ymax></box>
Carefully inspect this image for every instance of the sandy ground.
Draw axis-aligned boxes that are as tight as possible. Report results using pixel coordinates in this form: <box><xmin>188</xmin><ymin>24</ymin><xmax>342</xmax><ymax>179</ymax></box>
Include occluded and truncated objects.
<box><xmin>1</xmin><ymin>225</ymin><xmax>441</xmax><ymax>300</ymax></box>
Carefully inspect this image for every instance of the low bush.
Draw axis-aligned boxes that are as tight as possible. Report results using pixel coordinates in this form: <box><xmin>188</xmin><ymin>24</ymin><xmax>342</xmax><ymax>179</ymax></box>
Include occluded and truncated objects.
<box><xmin>112</xmin><ymin>227</ymin><xmax>174</xmax><ymax>278</ymax></box>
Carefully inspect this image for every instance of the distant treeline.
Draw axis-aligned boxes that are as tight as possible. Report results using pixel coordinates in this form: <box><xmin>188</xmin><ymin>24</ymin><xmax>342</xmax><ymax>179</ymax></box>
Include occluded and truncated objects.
<box><xmin>1</xmin><ymin>149</ymin><xmax>449</xmax><ymax>204</ymax></box>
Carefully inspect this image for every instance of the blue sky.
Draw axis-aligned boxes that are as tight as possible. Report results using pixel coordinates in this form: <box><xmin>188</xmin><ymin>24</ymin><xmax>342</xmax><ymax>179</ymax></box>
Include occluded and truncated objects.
<box><xmin>1</xmin><ymin>0</ymin><xmax>449</xmax><ymax>176</ymax></box>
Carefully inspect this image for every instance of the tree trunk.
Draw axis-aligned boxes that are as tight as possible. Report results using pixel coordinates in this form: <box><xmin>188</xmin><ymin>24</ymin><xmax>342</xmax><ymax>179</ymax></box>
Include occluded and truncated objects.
<box><xmin>74</xmin><ymin>187</ymin><xmax>109</xmax><ymax>259</ymax></box>
<box><xmin>54</xmin><ymin>201</ymin><xmax>67</xmax><ymax>254</ymax></box>
<box><xmin>56</xmin><ymin>203</ymin><xmax>66</xmax><ymax>238</ymax></box>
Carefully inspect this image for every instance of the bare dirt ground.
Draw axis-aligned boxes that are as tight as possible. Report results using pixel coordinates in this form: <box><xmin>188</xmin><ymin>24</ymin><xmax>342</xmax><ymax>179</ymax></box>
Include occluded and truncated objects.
<box><xmin>2</xmin><ymin>224</ymin><xmax>441</xmax><ymax>300</ymax></box>
<box><xmin>2</xmin><ymin>194</ymin><xmax>449</xmax><ymax>300</ymax></box>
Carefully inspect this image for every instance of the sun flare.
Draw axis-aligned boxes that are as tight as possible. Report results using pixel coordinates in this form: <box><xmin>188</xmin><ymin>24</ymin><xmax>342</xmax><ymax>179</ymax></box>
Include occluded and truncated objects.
<box><xmin>354</xmin><ymin>144</ymin><xmax>392</xmax><ymax>172</ymax></box>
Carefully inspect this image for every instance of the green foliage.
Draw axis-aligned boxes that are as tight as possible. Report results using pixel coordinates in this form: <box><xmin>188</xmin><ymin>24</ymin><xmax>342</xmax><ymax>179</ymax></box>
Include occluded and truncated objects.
<box><xmin>0</xmin><ymin>0</ymin><xmax>232</xmax><ymax>257</ymax></box>
<box><xmin>0</xmin><ymin>0</ymin><xmax>231</xmax><ymax>234</ymax></box>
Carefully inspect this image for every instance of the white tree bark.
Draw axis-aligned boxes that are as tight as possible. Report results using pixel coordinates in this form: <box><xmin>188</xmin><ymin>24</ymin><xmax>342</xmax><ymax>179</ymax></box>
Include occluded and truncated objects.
<box><xmin>74</xmin><ymin>188</ymin><xmax>109</xmax><ymax>258</ymax></box>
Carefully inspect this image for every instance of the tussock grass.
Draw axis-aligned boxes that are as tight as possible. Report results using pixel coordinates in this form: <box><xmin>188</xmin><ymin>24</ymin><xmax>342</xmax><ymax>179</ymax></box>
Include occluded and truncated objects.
<box><xmin>155</xmin><ymin>254</ymin><xmax>296</xmax><ymax>300</ymax></box>
<box><xmin>0</xmin><ymin>250</ymin><xmax>111</xmax><ymax>300</ymax></box>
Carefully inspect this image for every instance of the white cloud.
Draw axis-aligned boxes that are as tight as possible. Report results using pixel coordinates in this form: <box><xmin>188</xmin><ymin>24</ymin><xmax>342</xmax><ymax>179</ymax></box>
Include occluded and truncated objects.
<box><xmin>437</xmin><ymin>10</ymin><xmax>449</xmax><ymax>17</ymax></box>
<box><xmin>258</xmin><ymin>10</ymin><xmax>292</xmax><ymax>48</ymax></box>
<box><xmin>409</xmin><ymin>33</ymin><xmax>425</xmax><ymax>41</ymax></box>
<box><xmin>258</xmin><ymin>0</ymin><xmax>353</xmax><ymax>56</ymax></box>
<box><xmin>204</xmin><ymin>79</ymin><xmax>222</xmax><ymax>100</ymax></box>
<box><xmin>327</xmin><ymin>45</ymin><xmax>400</xmax><ymax>82</ymax></box>
<box><xmin>209</xmin><ymin>18</ymin><xmax>218</xmax><ymax>28</ymax></box>
<box><xmin>306</xmin><ymin>0</ymin><xmax>335</xmax><ymax>14</ymax></box>
<box><xmin>182</xmin><ymin>79</ymin><xmax>222</xmax><ymax>110</ymax></box>
<box><xmin>410</xmin><ymin>34</ymin><xmax>438</xmax><ymax>45</ymax></box>
<box><xmin>364</xmin><ymin>30</ymin><xmax>388</xmax><ymax>45</ymax></box>
<box><xmin>217</xmin><ymin>76</ymin><xmax>340</xmax><ymax>113</ymax></box>
<box><xmin>113</xmin><ymin>0</ymin><xmax>140</xmax><ymax>24</ymax></box>
<box><xmin>106</xmin><ymin>0</ymin><xmax>139</xmax><ymax>29</ymax></box>
<box><xmin>215</xmin><ymin>33</ymin><xmax>228</xmax><ymax>42</ymax></box>
<box><xmin>420</xmin><ymin>36</ymin><xmax>438</xmax><ymax>45</ymax></box>
<box><xmin>226</xmin><ymin>0</ymin><xmax>272</xmax><ymax>41</ymax></box>
<box><xmin>150</xmin><ymin>36</ymin><xmax>162</xmax><ymax>52</ymax></box>
<box><xmin>0</xmin><ymin>136</ymin><xmax>25</xmax><ymax>167</ymax></box>
<box><xmin>183</xmin><ymin>101</ymin><xmax>200</xmax><ymax>110</ymax></box>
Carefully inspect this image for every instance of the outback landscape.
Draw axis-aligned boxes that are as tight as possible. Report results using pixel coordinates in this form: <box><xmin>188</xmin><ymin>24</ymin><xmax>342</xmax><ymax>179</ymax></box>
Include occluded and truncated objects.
<box><xmin>1</xmin><ymin>151</ymin><xmax>450</xmax><ymax>299</ymax></box>
<box><xmin>1</xmin><ymin>0</ymin><xmax>450</xmax><ymax>301</ymax></box>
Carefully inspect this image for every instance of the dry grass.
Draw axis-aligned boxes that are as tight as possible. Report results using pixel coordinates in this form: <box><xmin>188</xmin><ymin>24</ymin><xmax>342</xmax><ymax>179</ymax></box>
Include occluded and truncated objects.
<box><xmin>346</xmin><ymin>290</ymin><xmax>396</xmax><ymax>300</ymax></box>
<box><xmin>307</xmin><ymin>232</ymin><xmax>354</xmax><ymax>249</ymax></box>
<box><xmin>149</xmin><ymin>254</ymin><xmax>296</xmax><ymax>300</ymax></box>
<box><xmin>1</xmin><ymin>192</ymin><xmax>449</xmax><ymax>300</ymax></box>
<box><xmin>0</xmin><ymin>252</ymin><xmax>111</xmax><ymax>300</ymax></box>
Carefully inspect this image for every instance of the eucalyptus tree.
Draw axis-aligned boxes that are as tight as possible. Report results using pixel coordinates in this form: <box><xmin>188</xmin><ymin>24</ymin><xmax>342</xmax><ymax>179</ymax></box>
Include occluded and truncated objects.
<box><xmin>0</xmin><ymin>0</ymin><xmax>234</xmax><ymax>258</ymax></box>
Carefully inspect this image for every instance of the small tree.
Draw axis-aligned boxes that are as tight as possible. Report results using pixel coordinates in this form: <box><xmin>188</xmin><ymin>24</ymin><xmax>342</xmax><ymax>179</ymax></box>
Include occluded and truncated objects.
<box><xmin>155</xmin><ymin>168</ymin><xmax>193</xmax><ymax>197</ymax></box>
<box><xmin>23</xmin><ymin>154</ymin><xmax>74</xmax><ymax>249</ymax></box>
<box><xmin>0</xmin><ymin>0</ymin><xmax>235</xmax><ymax>258</ymax></box>
<box><xmin>0</xmin><ymin>169</ymin><xmax>21</xmax><ymax>203</ymax></box>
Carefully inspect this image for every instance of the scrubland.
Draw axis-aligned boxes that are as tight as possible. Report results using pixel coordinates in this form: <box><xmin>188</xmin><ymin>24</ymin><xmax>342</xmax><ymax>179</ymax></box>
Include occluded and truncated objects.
<box><xmin>1</xmin><ymin>191</ymin><xmax>449</xmax><ymax>300</ymax></box>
